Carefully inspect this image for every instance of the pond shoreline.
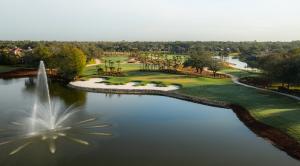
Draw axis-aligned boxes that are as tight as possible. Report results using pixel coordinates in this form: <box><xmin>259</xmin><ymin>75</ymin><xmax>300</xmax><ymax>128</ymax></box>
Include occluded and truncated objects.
<box><xmin>69</xmin><ymin>83</ymin><xmax>300</xmax><ymax>160</ymax></box>
<box><xmin>0</xmin><ymin>68</ymin><xmax>38</xmax><ymax>78</ymax></box>
<box><xmin>2</xmin><ymin>68</ymin><xmax>300</xmax><ymax>160</ymax></box>
<box><xmin>0</xmin><ymin>69</ymin><xmax>68</xmax><ymax>82</ymax></box>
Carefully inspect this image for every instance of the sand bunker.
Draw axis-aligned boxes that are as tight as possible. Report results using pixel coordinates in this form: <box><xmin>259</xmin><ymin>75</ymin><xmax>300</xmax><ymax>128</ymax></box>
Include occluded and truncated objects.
<box><xmin>70</xmin><ymin>78</ymin><xmax>179</xmax><ymax>91</ymax></box>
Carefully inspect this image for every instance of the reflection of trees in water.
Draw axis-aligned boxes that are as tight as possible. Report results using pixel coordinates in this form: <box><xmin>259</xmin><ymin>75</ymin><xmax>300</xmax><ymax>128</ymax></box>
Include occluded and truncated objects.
<box><xmin>49</xmin><ymin>82</ymin><xmax>87</xmax><ymax>106</ymax></box>
<box><xmin>24</xmin><ymin>77</ymin><xmax>35</xmax><ymax>93</ymax></box>
<box><xmin>0</xmin><ymin>78</ymin><xmax>19</xmax><ymax>85</ymax></box>
<box><xmin>23</xmin><ymin>78</ymin><xmax>87</xmax><ymax>106</ymax></box>
<box><xmin>104</xmin><ymin>93</ymin><xmax>145</xmax><ymax>98</ymax></box>
<box><xmin>105</xmin><ymin>93</ymin><xmax>122</xmax><ymax>98</ymax></box>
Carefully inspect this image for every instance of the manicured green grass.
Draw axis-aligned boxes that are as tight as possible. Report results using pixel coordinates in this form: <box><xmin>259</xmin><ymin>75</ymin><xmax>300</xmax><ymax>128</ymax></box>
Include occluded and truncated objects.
<box><xmin>80</xmin><ymin>64</ymin><xmax>141</xmax><ymax>77</ymax></box>
<box><xmin>0</xmin><ymin>65</ymin><xmax>19</xmax><ymax>73</ymax></box>
<box><xmin>104</xmin><ymin>71</ymin><xmax>196</xmax><ymax>86</ymax></box>
<box><xmin>80</xmin><ymin>66</ymin><xmax>99</xmax><ymax>78</ymax></box>
<box><xmin>80</xmin><ymin>64</ymin><xmax>300</xmax><ymax>142</ymax></box>
<box><xmin>101</xmin><ymin>56</ymin><xmax>129</xmax><ymax>63</ymax></box>
<box><xmin>177</xmin><ymin>79</ymin><xmax>300</xmax><ymax>139</ymax></box>
<box><xmin>114</xmin><ymin>63</ymin><xmax>141</xmax><ymax>71</ymax></box>
<box><xmin>220</xmin><ymin>68</ymin><xmax>261</xmax><ymax>78</ymax></box>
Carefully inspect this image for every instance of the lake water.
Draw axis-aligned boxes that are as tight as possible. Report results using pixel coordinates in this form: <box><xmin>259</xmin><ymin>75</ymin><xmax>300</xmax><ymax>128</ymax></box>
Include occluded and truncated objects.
<box><xmin>0</xmin><ymin>78</ymin><xmax>298</xmax><ymax>166</ymax></box>
<box><xmin>225</xmin><ymin>56</ymin><xmax>249</xmax><ymax>69</ymax></box>
<box><xmin>215</xmin><ymin>56</ymin><xmax>258</xmax><ymax>71</ymax></box>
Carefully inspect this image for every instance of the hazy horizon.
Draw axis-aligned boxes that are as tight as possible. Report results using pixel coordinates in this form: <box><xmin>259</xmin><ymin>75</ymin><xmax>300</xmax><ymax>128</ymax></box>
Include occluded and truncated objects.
<box><xmin>0</xmin><ymin>0</ymin><xmax>300</xmax><ymax>41</ymax></box>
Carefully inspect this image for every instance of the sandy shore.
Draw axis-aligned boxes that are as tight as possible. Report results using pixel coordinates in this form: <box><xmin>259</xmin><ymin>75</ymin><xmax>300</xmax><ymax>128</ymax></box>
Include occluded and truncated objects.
<box><xmin>70</xmin><ymin>78</ymin><xmax>179</xmax><ymax>91</ymax></box>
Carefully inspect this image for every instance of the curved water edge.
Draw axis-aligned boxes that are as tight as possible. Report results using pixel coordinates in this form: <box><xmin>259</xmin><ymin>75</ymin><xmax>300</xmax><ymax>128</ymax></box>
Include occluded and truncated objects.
<box><xmin>1</xmin><ymin>67</ymin><xmax>300</xmax><ymax>161</ymax></box>
<box><xmin>1</xmin><ymin>77</ymin><xmax>300</xmax><ymax>165</ymax></box>
<box><xmin>69</xmin><ymin>83</ymin><xmax>300</xmax><ymax>161</ymax></box>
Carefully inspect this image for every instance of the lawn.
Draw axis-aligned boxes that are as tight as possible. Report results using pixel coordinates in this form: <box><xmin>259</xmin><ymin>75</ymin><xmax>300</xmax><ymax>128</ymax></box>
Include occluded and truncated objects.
<box><xmin>220</xmin><ymin>67</ymin><xmax>261</xmax><ymax>78</ymax></box>
<box><xmin>80</xmin><ymin>63</ymin><xmax>141</xmax><ymax>78</ymax></box>
<box><xmin>0</xmin><ymin>65</ymin><xmax>19</xmax><ymax>73</ymax></box>
<box><xmin>178</xmin><ymin>79</ymin><xmax>300</xmax><ymax>140</ymax></box>
<box><xmin>101</xmin><ymin>56</ymin><xmax>129</xmax><ymax>63</ymax></box>
<box><xmin>80</xmin><ymin>63</ymin><xmax>300</xmax><ymax>142</ymax></box>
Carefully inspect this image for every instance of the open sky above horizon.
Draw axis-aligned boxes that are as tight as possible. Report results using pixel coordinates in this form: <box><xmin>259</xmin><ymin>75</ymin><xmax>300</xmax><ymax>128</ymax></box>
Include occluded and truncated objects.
<box><xmin>0</xmin><ymin>0</ymin><xmax>300</xmax><ymax>41</ymax></box>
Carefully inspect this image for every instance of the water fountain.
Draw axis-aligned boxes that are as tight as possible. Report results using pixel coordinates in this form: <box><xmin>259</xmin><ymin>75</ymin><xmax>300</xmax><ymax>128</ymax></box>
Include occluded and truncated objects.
<box><xmin>31</xmin><ymin>61</ymin><xmax>60</xmax><ymax>133</ymax></box>
<box><xmin>0</xmin><ymin>61</ymin><xmax>111</xmax><ymax>155</ymax></box>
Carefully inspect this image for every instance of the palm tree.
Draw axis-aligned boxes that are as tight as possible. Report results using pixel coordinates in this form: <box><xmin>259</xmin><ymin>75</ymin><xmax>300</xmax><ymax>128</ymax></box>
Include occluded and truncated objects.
<box><xmin>104</xmin><ymin>60</ymin><xmax>108</xmax><ymax>72</ymax></box>
<box><xmin>116</xmin><ymin>60</ymin><xmax>121</xmax><ymax>73</ymax></box>
<box><xmin>108</xmin><ymin>60</ymin><xmax>115</xmax><ymax>73</ymax></box>
<box><xmin>97</xmin><ymin>66</ymin><xmax>104</xmax><ymax>75</ymax></box>
<box><xmin>172</xmin><ymin>56</ymin><xmax>182</xmax><ymax>71</ymax></box>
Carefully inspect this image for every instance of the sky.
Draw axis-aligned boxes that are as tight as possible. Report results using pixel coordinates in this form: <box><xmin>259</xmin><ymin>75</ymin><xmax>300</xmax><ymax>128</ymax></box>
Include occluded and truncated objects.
<box><xmin>0</xmin><ymin>0</ymin><xmax>300</xmax><ymax>41</ymax></box>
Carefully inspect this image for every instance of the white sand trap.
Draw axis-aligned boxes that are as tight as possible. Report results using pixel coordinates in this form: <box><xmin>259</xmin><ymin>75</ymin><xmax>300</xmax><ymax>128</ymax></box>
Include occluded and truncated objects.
<box><xmin>70</xmin><ymin>78</ymin><xmax>179</xmax><ymax>91</ymax></box>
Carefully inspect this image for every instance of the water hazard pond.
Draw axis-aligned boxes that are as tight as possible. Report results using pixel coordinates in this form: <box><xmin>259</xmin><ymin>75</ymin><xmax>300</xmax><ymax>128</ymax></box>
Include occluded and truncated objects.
<box><xmin>0</xmin><ymin>78</ymin><xmax>299</xmax><ymax>166</ymax></box>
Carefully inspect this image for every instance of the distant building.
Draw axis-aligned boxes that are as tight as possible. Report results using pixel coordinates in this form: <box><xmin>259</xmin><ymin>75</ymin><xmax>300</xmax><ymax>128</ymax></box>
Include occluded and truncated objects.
<box><xmin>11</xmin><ymin>47</ymin><xmax>23</xmax><ymax>57</ymax></box>
<box><xmin>27</xmin><ymin>47</ymin><xmax>33</xmax><ymax>51</ymax></box>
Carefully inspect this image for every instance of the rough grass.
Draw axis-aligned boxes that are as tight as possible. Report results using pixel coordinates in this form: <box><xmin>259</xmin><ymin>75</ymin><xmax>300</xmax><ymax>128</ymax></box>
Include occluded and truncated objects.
<box><xmin>80</xmin><ymin>64</ymin><xmax>300</xmax><ymax>142</ymax></box>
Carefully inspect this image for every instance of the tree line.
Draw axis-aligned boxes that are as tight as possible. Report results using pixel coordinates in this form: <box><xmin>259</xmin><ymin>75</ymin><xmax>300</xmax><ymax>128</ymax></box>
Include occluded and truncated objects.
<box><xmin>255</xmin><ymin>48</ymin><xmax>300</xmax><ymax>89</ymax></box>
<box><xmin>1</xmin><ymin>40</ymin><xmax>300</xmax><ymax>56</ymax></box>
<box><xmin>0</xmin><ymin>41</ymin><xmax>299</xmax><ymax>83</ymax></box>
<box><xmin>0</xmin><ymin>44</ymin><xmax>86</xmax><ymax>80</ymax></box>
<box><xmin>183</xmin><ymin>50</ymin><xmax>222</xmax><ymax>77</ymax></box>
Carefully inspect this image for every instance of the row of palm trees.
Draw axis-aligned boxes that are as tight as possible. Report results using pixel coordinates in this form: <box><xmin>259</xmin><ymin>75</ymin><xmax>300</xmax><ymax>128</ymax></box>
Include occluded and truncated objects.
<box><xmin>137</xmin><ymin>53</ymin><xmax>185</xmax><ymax>72</ymax></box>
<box><xmin>96</xmin><ymin>60</ymin><xmax>122</xmax><ymax>76</ymax></box>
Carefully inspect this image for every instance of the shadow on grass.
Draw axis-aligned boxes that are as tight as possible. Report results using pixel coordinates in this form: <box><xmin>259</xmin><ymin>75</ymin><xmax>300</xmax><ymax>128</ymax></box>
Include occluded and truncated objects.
<box><xmin>178</xmin><ymin>83</ymin><xmax>300</xmax><ymax>116</ymax></box>
<box><xmin>178</xmin><ymin>83</ymin><xmax>300</xmax><ymax>141</ymax></box>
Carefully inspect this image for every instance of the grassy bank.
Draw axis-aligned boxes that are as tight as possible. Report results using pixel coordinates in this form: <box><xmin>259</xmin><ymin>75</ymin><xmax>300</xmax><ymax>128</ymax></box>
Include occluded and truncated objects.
<box><xmin>80</xmin><ymin>63</ymin><xmax>300</xmax><ymax>141</ymax></box>
<box><xmin>0</xmin><ymin>65</ymin><xmax>19</xmax><ymax>73</ymax></box>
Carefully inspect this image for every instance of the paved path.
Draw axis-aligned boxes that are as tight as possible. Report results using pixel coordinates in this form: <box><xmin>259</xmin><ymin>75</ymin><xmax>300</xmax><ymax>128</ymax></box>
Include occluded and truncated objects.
<box><xmin>221</xmin><ymin>57</ymin><xmax>300</xmax><ymax>101</ymax></box>
<box><xmin>86</xmin><ymin>59</ymin><xmax>101</xmax><ymax>67</ymax></box>
<box><xmin>226</xmin><ymin>73</ymin><xmax>300</xmax><ymax>101</ymax></box>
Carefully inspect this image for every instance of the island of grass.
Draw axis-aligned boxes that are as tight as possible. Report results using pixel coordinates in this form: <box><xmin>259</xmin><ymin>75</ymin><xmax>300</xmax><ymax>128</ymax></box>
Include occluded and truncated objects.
<box><xmin>76</xmin><ymin>60</ymin><xmax>300</xmax><ymax>157</ymax></box>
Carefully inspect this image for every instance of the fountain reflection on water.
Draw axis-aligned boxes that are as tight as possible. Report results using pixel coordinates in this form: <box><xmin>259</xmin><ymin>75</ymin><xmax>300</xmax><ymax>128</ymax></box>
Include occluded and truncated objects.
<box><xmin>0</xmin><ymin>61</ymin><xmax>111</xmax><ymax>155</ymax></box>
